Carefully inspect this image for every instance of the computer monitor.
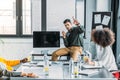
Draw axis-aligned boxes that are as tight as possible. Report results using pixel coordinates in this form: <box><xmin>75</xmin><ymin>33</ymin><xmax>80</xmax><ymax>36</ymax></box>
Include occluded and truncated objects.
<box><xmin>33</xmin><ymin>31</ymin><xmax>60</xmax><ymax>48</ymax></box>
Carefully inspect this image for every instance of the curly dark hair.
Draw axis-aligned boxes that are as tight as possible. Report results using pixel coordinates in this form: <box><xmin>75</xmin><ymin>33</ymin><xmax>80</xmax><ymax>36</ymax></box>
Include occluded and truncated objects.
<box><xmin>91</xmin><ymin>28</ymin><xmax>115</xmax><ymax>47</ymax></box>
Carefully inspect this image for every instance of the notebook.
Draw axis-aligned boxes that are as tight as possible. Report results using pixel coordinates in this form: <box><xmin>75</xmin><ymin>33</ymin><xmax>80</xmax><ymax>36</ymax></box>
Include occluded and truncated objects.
<box><xmin>79</xmin><ymin>69</ymin><xmax>99</xmax><ymax>76</ymax></box>
<box><xmin>82</xmin><ymin>64</ymin><xmax>102</xmax><ymax>69</ymax></box>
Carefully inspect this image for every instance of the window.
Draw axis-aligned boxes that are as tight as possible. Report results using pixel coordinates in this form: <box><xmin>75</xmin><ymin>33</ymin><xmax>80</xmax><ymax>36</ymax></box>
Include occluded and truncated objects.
<box><xmin>0</xmin><ymin>0</ymin><xmax>32</xmax><ymax>37</ymax></box>
<box><xmin>0</xmin><ymin>0</ymin><xmax>16</xmax><ymax>35</ymax></box>
<box><xmin>22</xmin><ymin>0</ymin><xmax>32</xmax><ymax>35</ymax></box>
<box><xmin>31</xmin><ymin>0</ymin><xmax>42</xmax><ymax>32</ymax></box>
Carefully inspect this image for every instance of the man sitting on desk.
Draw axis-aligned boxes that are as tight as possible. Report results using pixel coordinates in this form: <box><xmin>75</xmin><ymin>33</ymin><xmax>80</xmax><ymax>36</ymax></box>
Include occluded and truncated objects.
<box><xmin>0</xmin><ymin>57</ymin><xmax>28</xmax><ymax>71</ymax></box>
<box><xmin>52</xmin><ymin>17</ymin><xmax>85</xmax><ymax>61</ymax></box>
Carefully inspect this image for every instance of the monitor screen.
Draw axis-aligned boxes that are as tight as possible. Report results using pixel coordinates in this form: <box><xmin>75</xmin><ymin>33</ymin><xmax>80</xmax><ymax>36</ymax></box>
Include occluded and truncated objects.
<box><xmin>33</xmin><ymin>31</ymin><xmax>60</xmax><ymax>48</ymax></box>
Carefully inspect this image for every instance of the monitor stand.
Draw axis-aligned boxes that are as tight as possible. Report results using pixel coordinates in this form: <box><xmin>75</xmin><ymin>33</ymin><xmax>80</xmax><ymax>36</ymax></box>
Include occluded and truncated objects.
<box><xmin>41</xmin><ymin>50</ymin><xmax>49</xmax><ymax>55</ymax></box>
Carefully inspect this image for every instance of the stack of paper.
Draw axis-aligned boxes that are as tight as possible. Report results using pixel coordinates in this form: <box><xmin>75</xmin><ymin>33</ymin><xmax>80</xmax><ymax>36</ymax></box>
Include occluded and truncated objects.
<box><xmin>82</xmin><ymin>64</ymin><xmax>102</xmax><ymax>69</ymax></box>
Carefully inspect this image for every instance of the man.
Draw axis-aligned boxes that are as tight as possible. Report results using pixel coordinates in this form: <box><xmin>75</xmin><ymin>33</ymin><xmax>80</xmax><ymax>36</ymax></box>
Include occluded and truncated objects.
<box><xmin>0</xmin><ymin>57</ymin><xmax>28</xmax><ymax>71</ymax></box>
<box><xmin>52</xmin><ymin>17</ymin><xmax>84</xmax><ymax>61</ymax></box>
<box><xmin>0</xmin><ymin>62</ymin><xmax>37</xmax><ymax>77</ymax></box>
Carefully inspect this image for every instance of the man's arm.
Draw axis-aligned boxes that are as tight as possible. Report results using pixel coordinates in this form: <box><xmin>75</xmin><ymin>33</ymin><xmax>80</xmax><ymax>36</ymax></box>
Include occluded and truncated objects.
<box><xmin>76</xmin><ymin>25</ymin><xmax>85</xmax><ymax>33</ymax></box>
<box><xmin>3</xmin><ymin>70</ymin><xmax>22</xmax><ymax>77</ymax></box>
<box><xmin>72</xmin><ymin>17</ymin><xmax>85</xmax><ymax>33</ymax></box>
<box><xmin>62</xmin><ymin>31</ymin><xmax>69</xmax><ymax>47</ymax></box>
<box><xmin>2</xmin><ymin>70</ymin><xmax>37</xmax><ymax>77</ymax></box>
<box><xmin>3</xmin><ymin>58</ymin><xmax>28</xmax><ymax>67</ymax></box>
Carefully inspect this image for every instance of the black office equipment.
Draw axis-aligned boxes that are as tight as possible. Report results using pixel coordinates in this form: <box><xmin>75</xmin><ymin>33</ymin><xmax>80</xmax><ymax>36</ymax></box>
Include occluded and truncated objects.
<box><xmin>92</xmin><ymin>12</ymin><xmax>112</xmax><ymax>29</ymax></box>
<box><xmin>33</xmin><ymin>31</ymin><xmax>60</xmax><ymax>48</ymax></box>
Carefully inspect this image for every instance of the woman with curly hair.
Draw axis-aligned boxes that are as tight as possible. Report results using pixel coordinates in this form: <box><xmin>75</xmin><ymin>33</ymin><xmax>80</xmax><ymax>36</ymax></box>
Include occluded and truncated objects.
<box><xmin>88</xmin><ymin>28</ymin><xmax>118</xmax><ymax>71</ymax></box>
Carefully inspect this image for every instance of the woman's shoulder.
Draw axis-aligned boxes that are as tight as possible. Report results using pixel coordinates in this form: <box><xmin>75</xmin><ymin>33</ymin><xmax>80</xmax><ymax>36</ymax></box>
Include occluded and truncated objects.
<box><xmin>90</xmin><ymin>41</ymin><xmax>96</xmax><ymax>46</ymax></box>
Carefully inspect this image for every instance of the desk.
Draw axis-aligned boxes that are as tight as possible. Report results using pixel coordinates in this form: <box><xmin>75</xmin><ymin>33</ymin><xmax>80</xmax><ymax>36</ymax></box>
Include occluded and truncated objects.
<box><xmin>10</xmin><ymin>62</ymin><xmax>116</xmax><ymax>80</ymax></box>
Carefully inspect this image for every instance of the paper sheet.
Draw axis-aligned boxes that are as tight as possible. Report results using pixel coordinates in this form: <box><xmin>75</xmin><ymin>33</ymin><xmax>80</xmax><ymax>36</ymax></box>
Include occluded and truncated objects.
<box><xmin>102</xmin><ymin>15</ymin><xmax>110</xmax><ymax>25</ymax></box>
<box><xmin>95</xmin><ymin>25</ymin><xmax>103</xmax><ymax>30</ymax></box>
<box><xmin>94</xmin><ymin>14</ymin><xmax>101</xmax><ymax>24</ymax></box>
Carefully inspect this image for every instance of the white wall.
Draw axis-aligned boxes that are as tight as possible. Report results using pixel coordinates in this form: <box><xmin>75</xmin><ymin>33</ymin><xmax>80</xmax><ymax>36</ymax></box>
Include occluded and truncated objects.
<box><xmin>83</xmin><ymin>0</ymin><xmax>96</xmax><ymax>50</ymax></box>
<box><xmin>96</xmin><ymin>0</ymin><xmax>110</xmax><ymax>11</ymax></box>
<box><xmin>0</xmin><ymin>38</ymin><xmax>33</xmax><ymax>59</ymax></box>
<box><xmin>0</xmin><ymin>38</ymin><xmax>63</xmax><ymax>60</ymax></box>
<box><xmin>47</xmin><ymin>0</ymin><xmax>75</xmax><ymax>33</ymax></box>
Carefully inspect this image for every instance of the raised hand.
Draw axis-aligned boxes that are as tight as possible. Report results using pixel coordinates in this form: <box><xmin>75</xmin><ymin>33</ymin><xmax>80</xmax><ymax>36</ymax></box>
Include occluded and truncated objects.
<box><xmin>72</xmin><ymin>16</ymin><xmax>80</xmax><ymax>26</ymax></box>
<box><xmin>62</xmin><ymin>31</ymin><xmax>66</xmax><ymax>38</ymax></box>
